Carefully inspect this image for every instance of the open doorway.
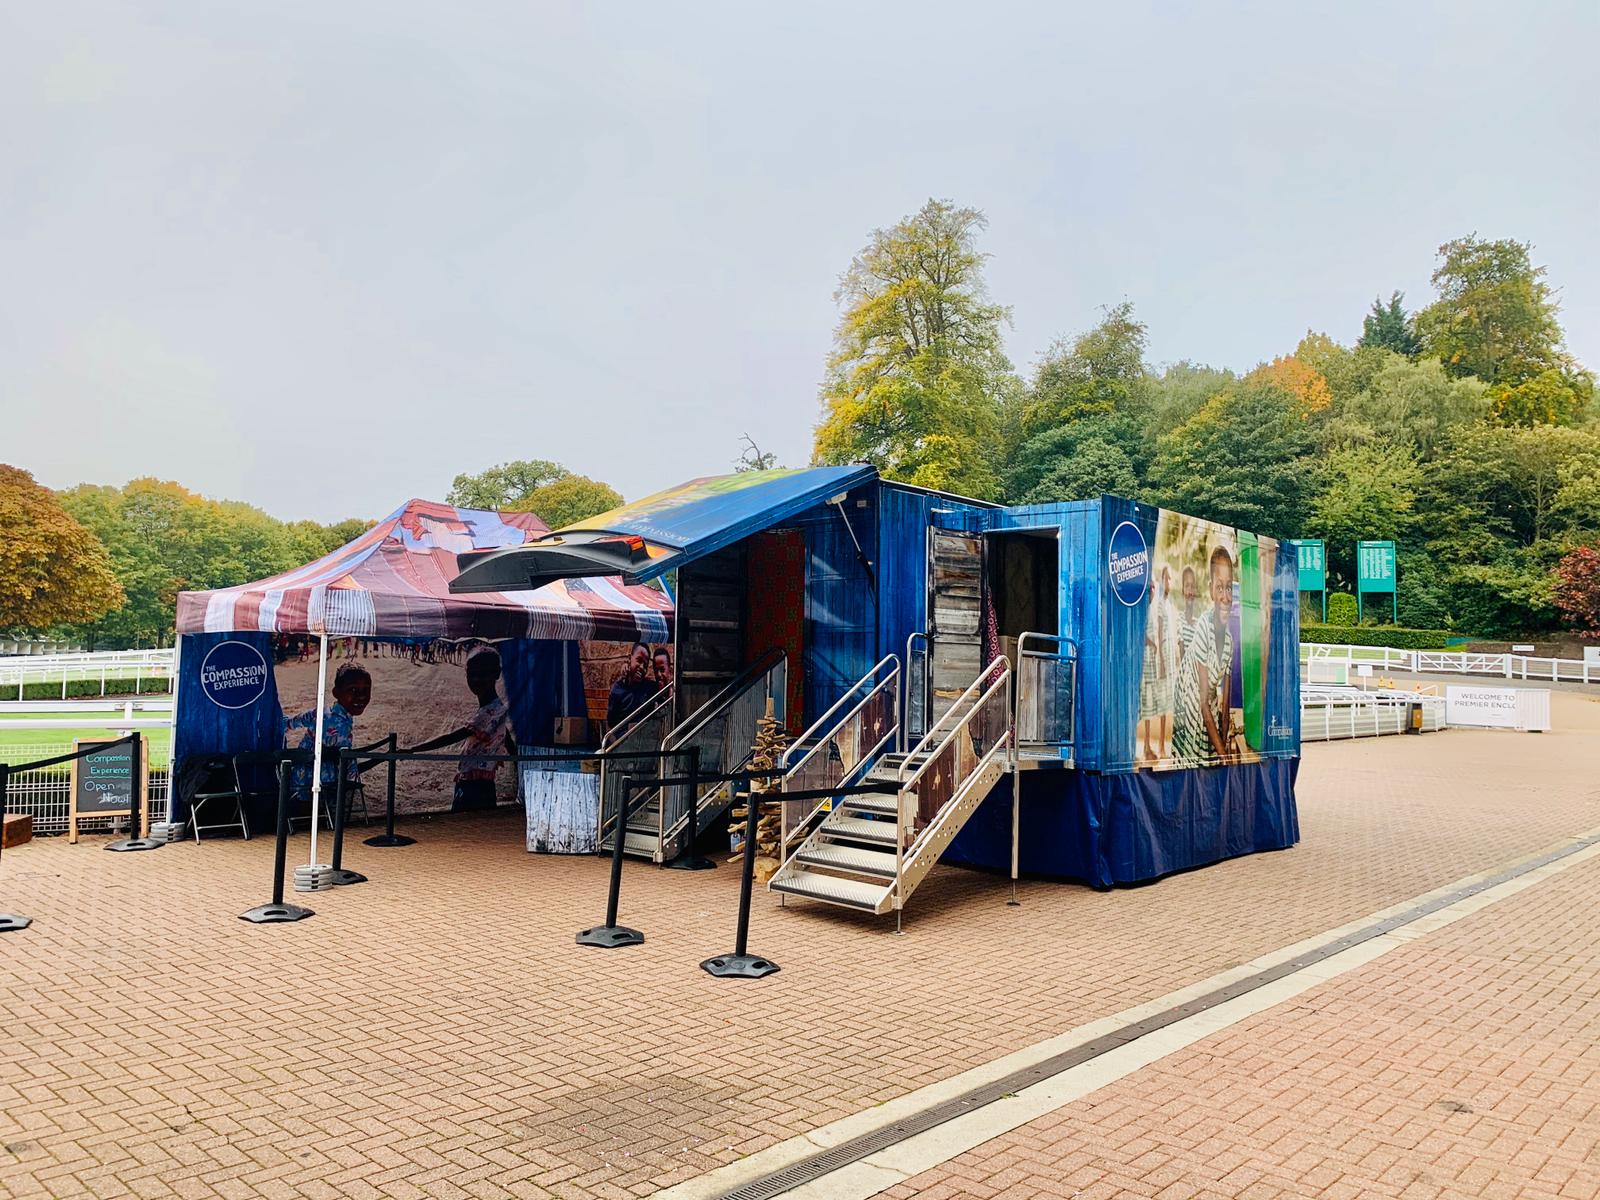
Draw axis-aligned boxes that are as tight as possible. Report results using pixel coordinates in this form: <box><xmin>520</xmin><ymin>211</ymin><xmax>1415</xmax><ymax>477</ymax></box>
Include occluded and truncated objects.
<box><xmin>985</xmin><ymin>528</ymin><xmax>1060</xmax><ymax>664</ymax></box>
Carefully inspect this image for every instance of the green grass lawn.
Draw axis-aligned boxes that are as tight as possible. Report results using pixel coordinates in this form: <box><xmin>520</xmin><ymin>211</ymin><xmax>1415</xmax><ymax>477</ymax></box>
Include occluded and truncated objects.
<box><xmin>0</xmin><ymin>717</ymin><xmax>172</xmax><ymax>769</ymax></box>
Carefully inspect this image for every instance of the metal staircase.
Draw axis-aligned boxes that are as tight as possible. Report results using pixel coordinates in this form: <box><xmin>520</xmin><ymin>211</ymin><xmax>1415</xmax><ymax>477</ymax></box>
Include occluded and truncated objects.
<box><xmin>769</xmin><ymin>657</ymin><xmax>1014</xmax><ymax>924</ymax></box>
<box><xmin>599</xmin><ymin>648</ymin><xmax>787</xmax><ymax>863</ymax></box>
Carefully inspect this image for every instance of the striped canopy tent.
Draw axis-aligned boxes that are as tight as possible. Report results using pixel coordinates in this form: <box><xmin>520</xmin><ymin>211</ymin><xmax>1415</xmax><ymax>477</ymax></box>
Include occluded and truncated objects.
<box><xmin>175</xmin><ymin>499</ymin><xmax>673</xmax><ymax>643</ymax></box>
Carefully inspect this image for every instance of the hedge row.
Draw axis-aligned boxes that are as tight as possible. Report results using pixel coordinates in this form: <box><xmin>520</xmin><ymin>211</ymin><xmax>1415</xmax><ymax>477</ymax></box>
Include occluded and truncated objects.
<box><xmin>11</xmin><ymin>679</ymin><xmax>173</xmax><ymax>702</ymax></box>
<box><xmin>1301</xmin><ymin>624</ymin><xmax>1455</xmax><ymax>651</ymax></box>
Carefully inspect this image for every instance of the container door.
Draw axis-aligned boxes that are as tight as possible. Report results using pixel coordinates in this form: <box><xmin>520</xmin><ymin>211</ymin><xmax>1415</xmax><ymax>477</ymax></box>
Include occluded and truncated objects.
<box><xmin>926</xmin><ymin>528</ymin><xmax>985</xmax><ymax>728</ymax></box>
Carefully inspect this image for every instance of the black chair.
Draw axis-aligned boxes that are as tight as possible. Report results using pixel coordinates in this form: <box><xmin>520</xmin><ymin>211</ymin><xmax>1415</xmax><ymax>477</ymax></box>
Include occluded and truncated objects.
<box><xmin>187</xmin><ymin>755</ymin><xmax>250</xmax><ymax>843</ymax></box>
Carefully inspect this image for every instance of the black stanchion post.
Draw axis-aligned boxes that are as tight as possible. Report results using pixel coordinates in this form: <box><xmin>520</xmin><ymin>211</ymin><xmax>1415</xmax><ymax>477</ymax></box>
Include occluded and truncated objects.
<box><xmin>0</xmin><ymin>764</ymin><xmax>30</xmax><ymax>933</ymax></box>
<box><xmin>328</xmin><ymin>750</ymin><xmax>366</xmax><ymax>886</ymax></box>
<box><xmin>106</xmin><ymin>731</ymin><xmax>162</xmax><ymax>852</ymax></box>
<box><xmin>701</xmin><ymin>784</ymin><xmax>778</xmax><ymax>978</ymax></box>
<box><xmin>666</xmin><ymin>745</ymin><xmax>715</xmax><ymax>871</ymax></box>
<box><xmin>240</xmin><ymin>761</ymin><xmax>314</xmax><ymax>923</ymax></box>
<box><xmin>364</xmin><ymin>733</ymin><xmax>414</xmax><ymax>848</ymax></box>
<box><xmin>576</xmin><ymin>774</ymin><xmax>645</xmax><ymax>948</ymax></box>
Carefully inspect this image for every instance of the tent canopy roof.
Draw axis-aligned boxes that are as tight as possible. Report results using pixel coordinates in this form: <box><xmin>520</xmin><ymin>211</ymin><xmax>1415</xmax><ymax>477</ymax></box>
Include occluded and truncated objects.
<box><xmin>452</xmin><ymin>466</ymin><xmax>877</xmax><ymax>593</ymax></box>
<box><xmin>176</xmin><ymin>499</ymin><xmax>673</xmax><ymax>643</ymax></box>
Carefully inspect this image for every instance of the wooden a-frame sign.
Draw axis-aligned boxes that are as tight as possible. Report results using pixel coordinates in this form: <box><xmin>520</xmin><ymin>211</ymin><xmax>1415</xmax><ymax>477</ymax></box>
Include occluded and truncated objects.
<box><xmin>68</xmin><ymin>736</ymin><xmax>149</xmax><ymax>845</ymax></box>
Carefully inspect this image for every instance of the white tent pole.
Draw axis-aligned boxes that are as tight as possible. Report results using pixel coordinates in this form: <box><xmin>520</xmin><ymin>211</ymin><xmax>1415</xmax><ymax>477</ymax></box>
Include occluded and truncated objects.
<box><xmin>308</xmin><ymin>630</ymin><xmax>328</xmax><ymax>866</ymax></box>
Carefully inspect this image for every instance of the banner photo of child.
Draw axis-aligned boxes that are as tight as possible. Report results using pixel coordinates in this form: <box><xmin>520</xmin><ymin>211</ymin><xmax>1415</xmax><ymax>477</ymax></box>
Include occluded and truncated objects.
<box><xmin>1136</xmin><ymin>511</ymin><xmax>1273</xmax><ymax>771</ymax></box>
<box><xmin>274</xmin><ymin>637</ymin><xmax>523</xmax><ymax>815</ymax></box>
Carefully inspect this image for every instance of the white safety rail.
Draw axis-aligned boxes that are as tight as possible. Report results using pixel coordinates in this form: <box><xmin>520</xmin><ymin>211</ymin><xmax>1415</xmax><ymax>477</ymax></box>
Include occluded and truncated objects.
<box><xmin>1301</xmin><ymin>643</ymin><xmax>1597</xmax><ymax>685</ymax></box>
<box><xmin>1300</xmin><ymin>685</ymin><xmax>1446</xmax><ymax>742</ymax></box>
<box><xmin>2</xmin><ymin>739</ymin><xmax>171</xmax><ymax>835</ymax></box>
<box><xmin>0</xmin><ymin>648</ymin><xmax>175</xmax><ymax>699</ymax></box>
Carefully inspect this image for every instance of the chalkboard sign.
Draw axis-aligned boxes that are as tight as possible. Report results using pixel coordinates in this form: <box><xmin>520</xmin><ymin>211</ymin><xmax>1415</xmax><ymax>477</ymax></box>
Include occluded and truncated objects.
<box><xmin>69</xmin><ymin>737</ymin><xmax>148</xmax><ymax>844</ymax></box>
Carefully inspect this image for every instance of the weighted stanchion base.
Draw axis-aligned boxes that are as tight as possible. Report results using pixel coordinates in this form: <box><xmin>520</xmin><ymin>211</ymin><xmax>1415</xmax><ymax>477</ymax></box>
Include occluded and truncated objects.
<box><xmin>293</xmin><ymin>863</ymin><xmax>335</xmax><ymax>892</ymax></box>
<box><xmin>0</xmin><ymin>913</ymin><xmax>32</xmax><ymax>933</ymax></box>
<box><xmin>239</xmin><ymin>903</ymin><xmax>314</xmax><ymax>924</ymax></box>
<box><xmin>105</xmin><ymin>837</ymin><xmax>164</xmax><ymax>853</ymax></box>
<box><xmin>700</xmin><ymin>952</ymin><xmax>779</xmax><ymax>978</ymax></box>
<box><xmin>363</xmin><ymin>834</ymin><xmax>415</xmax><ymax>847</ymax></box>
<box><xmin>328</xmin><ymin>868</ymin><xmax>368</xmax><ymax>886</ymax></box>
<box><xmin>666</xmin><ymin>855</ymin><xmax>716</xmax><ymax>871</ymax></box>
<box><xmin>575</xmin><ymin>924</ymin><xmax>644</xmax><ymax>948</ymax></box>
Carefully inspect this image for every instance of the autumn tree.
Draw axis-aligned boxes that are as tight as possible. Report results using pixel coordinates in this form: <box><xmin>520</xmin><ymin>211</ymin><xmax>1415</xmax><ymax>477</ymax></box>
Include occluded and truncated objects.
<box><xmin>1244</xmin><ymin>354</ymin><xmax>1332</xmax><ymax>416</ymax></box>
<box><xmin>0</xmin><ymin>465</ymin><xmax>123</xmax><ymax>632</ymax></box>
<box><xmin>814</xmin><ymin>199</ymin><xmax>1015</xmax><ymax>499</ymax></box>
<box><xmin>1554</xmin><ymin>546</ymin><xmax>1600</xmax><ymax>639</ymax></box>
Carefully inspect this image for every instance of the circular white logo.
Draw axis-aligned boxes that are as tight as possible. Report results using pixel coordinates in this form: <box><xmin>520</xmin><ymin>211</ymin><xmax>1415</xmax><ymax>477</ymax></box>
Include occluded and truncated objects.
<box><xmin>1108</xmin><ymin>521</ymin><xmax>1151</xmax><ymax>607</ymax></box>
<box><xmin>198</xmin><ymin>640</ymin><xmax>270</xmax><ymax>710</ymax></box>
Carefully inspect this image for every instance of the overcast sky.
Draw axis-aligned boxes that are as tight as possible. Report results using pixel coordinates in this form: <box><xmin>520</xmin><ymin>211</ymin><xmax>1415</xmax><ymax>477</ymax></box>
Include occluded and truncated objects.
<box><xmin>3</xmin><ymin>1</ymin><xmax>1595</xmax><ymax>522</ymax></box>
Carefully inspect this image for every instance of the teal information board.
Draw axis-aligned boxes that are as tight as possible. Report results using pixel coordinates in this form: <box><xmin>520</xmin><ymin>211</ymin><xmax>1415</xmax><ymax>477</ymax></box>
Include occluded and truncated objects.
<box><xmin>1356</xmin><ymin>540</ymin><xmax>1397</xmax><ymax>623</ymax></box>
<box><xmin>1292</xmin><ymin>539</ymin><xmax>1326</xmax><ymax>591</ymax></box>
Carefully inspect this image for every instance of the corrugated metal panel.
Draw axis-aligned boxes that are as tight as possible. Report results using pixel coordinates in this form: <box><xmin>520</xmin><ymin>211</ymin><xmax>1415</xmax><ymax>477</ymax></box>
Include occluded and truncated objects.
<box><xmin>802</xmin><ymin>494</ymin><xmax>877</xmax><ymax>718</ymax></box>
<box><xmin>874</xmin><ymin>484</ymin><xmax>992</xmax><ymax>666</ymax></box>
<box><xmin>991</xmin><ymin>501</ymin><xmax>1104</xmax><ymax>770</ymax></box>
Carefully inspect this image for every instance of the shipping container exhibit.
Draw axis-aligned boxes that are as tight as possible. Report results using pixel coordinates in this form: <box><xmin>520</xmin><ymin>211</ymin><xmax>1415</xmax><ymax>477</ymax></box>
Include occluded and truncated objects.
<box><xmin>453</xmin><ymin>467</ymin><xmax>1301</xmax><ymax>909</ymax></box>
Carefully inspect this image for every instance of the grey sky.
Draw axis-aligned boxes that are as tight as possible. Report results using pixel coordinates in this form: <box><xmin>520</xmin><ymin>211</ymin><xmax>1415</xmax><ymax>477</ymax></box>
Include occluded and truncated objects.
<box><xmin>4</xmin><ymin>1</ymin><xmax>1594</xmax><ymax>522</ymax></box>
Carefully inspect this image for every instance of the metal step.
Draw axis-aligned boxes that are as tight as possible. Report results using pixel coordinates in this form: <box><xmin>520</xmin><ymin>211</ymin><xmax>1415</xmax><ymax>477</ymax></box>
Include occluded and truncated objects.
<box><xmin>796</xmin><ymin>842</ymin><xmax>899</xmax><ymax>878</ymax></box>
<box><xmin>820</xmin><ymin>815</ymin><xmax>898</xmax><ymax>846</ymax></box>
<box><xmin>841</xmin><ymin>793</ymin><xmax>898</xmax><ymax>817</ymax></box>
<box><xmin>771</xmin><ymin>869</ymin><xmax>890</xmax><ymax>912</ymax></box>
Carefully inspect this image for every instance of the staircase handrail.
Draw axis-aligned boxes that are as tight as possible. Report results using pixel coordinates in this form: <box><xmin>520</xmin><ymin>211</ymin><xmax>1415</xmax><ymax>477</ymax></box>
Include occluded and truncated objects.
<box><xmin>1013</xmin><ymin>631</ymin><xmax>1078</xmax><ymax>758</ymax></box>
<box><xmin>895</xmin><ymin>661</ymin><xmax>1012</xmax><ymax>905</ymax></box>
<box><xmin>780</xmin><ymin>654</ymin><xmax>899</xmax><ymax>771</ymax></box>
<box><xmin>899</xmin><ymin>657</ymin><xmax>1008</xmax><ymax>782</ymax></box>
<box><xmin>601</xmin><ymin>682</ymin><xmax>675</xmax><ymax>752</ymax></box>
<box><xmin>656</xmin><ymin>647</ymin><xmax>788</xmax><ymax>857</ymax></box>
<box><xmin>663</xmin><ymin>646</ymin><xmax>787</xmax><ymax>753</ymax></box>
<box><xmin>903</xmin><ymin>631</ymin><xmax>930</xmax><ymax>750</ymax></box>
<box><xmin>777</xmin><ymin>655</ymin><xmax>900</xmax><ymax>854</ymax></box>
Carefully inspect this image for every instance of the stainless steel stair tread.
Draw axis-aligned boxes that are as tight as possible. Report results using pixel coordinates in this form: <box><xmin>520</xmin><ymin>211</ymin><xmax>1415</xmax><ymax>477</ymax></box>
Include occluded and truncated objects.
<box><xmin>842</xmin><ymin>794</ymin><xmax>897</xmax><ymax>816</ymax></box>
<box><xmin>771</xmin><ymin>869</ymin><xmax>888</xmax><ymax>910</ymax></box>
<box><xmin>797</xmin><ymin>843</ymin><xmax>899</xmax><ymax>878</ymax></box>
<box><xmin>821</xmin><ymin>815</ymin><xmax>898</xmax><ymax>845</ymax></box>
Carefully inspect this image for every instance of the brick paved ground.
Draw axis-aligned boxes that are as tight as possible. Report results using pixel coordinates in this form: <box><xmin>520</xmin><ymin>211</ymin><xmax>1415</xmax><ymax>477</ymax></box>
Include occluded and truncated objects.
<box><xmin>879</xmin><ymin>849</ymin><xmax>1600</xmax><ymax>1200</ymax></box>
<box><xmin>1</xmin><ymin>692</ymin><xmax>1597</xmax><ymax>1199</ymax></box>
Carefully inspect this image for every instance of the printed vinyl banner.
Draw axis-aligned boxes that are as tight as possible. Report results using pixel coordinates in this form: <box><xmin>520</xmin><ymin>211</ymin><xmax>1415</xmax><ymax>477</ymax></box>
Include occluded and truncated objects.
<box><xmin>175</xmin><ymin>632</ymin><xmax>673</xmax><ymax>822</ymax></box>
<box><xmin>1104</xmin><ymin>502</ymin><xmax>1299</xmax><ymax>773</ymax></box>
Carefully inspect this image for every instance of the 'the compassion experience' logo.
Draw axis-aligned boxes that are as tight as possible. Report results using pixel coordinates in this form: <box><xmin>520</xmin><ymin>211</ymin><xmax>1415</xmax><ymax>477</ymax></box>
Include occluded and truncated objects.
<box><xmin>1108</xmin><ymin>520</ymin><xmax>1150</xmax><ymax>606</ymax></box>
<box><xmin>199</xmin><ymin>640</ymin><xmax>269</xmax><ymax>709</ymax></box>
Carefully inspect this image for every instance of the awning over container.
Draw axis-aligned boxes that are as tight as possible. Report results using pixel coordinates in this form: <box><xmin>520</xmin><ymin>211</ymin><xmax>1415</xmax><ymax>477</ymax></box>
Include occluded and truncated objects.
<box><xmin>451</xmin><ymin>466</ymin><xmax>877</xmax><ymax>593</ymax></box>
<box><xmin>175</xmin><ymin>498</ymin><xmax>673</xmax><ymax>643</ymax></box>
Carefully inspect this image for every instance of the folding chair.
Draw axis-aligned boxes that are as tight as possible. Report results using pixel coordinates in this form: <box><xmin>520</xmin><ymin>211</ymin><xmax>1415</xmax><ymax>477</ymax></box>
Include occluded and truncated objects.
<box><xmin>188</xmin><ymin>755</ymin><xmax>250</xmax><ymax>843</ymax></box>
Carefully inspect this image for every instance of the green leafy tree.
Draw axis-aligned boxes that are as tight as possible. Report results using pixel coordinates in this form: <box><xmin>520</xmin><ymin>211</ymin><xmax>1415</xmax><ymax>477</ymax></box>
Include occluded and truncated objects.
<box><xmin>1145</xmin><ymin>361</ymin><xmax>1235</xmax><ymax>437</ymax></box>
<box><xmin>0</xmin><ymin>465</ymin><xmax>124</xmax><ymax>633</ymax></box>
<box><xmin>1330</xmin><ymin>355</ymin><xmax>1488</xmax><ymax>459</ymax></box>
<box><xmin>447</xmin><ymin>460</ymin><xmax>569</xmax><ymax>509</ymax></box>
<box><xmin>1308</xmin><ymin>440</ymin><xmax>1422</xmax><ymax>586</ymax></box>
<box><xmin>1006</xmin><ymin>413</ymin><xmax>1145</xmax><ymax>503</ymax></box>
<box><xmin>510</xmin><ymin>474</ymin><xmax>623</xmax><ymax>530</ymax></box>
<box><xmin>814</xmin><ymin>199</ymin><xmax>1015</xmax><ymax>499</ymax></box>
<box><xmin>1022</xmin><ymin>302</ymin><xmax>1151</xmax><ymax>432</ymax></box>
<box><xmin>1487</xmin><ymin>367</ymin><xmax>1593</xmax><ymax>427</ymax></box>
<box><xmin>1357</xmin><ymin>291</ymin><xmax>1421</xmax><ymax>357</ymax></box>
<box><xmin>1414</xmin><ymin>236</ymin><xmax>1576</xmax><ymax>387</ymax></box>
<box><xmin>1147</xmin><ymin>381</ymin><xmax>1315</xmax><ymax>538</ymax></box>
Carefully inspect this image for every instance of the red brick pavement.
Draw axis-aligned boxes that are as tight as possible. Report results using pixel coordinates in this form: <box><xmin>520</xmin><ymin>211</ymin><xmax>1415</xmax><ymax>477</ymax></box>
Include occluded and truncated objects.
<box><xmin>0</xmin><ymin>694</ymin><xmax>1597</xmax><ymax>1198</ymax></box>
<box><xmin>878</xmin><ymin>848</ymin><xmax>1600</xmax><ymax>1200</ymax></box>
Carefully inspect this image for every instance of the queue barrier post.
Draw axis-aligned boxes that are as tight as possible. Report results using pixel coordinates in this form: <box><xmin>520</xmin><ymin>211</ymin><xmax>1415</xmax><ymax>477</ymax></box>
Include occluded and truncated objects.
<box><xmin>240</xmin><ymin>760</ymin><xmax>314</xmax><ymax>923</ymax></box>
<box><xmin>0</xmin><ymin>764</ymin><xmax>31</xmax><ymax>933</ymax></box>
<box><xmin>576</xmin><ymin>774</ymin><xmax>647</xmax><ymax>949</ymax></box>
<box><xmin>701</xmin><ymin>783</ymin><xmax>778</xmax><ymax>979</ymax></box>
<box><xmin>666</xmin><ymin>744</ymin><xmax>715</xmax><ymax>871</ymax></box>
<box><xmin>364</xmin><ymin>733</ymin><xmax>414</xmax><ymax>848</ymax></box>
<box><xmin>105</xmin><ymin>732</ymin><xmax>163</xmax><ymax>853</ymax></box>
<box><xmin>328</xmin><ymin>751</ymin><xmax>367</xmax><ymax>886</ymax></box>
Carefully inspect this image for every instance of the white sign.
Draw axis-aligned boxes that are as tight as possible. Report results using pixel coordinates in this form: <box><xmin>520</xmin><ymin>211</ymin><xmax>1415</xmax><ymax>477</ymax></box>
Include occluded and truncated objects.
<box><xmin>1446</xmin><ymin>686</ymin><xmax>1551</xmax><ymax>732</ymax></box>
<box><xmin>1511</xmin><ymin>644</ymin><xmax>1536</xmax><ymax>654</ymax></box>
<box><xmin>1355</xmin><ymin>663</ymin><xmax>1373</xmax><ymax>678</ymax></box>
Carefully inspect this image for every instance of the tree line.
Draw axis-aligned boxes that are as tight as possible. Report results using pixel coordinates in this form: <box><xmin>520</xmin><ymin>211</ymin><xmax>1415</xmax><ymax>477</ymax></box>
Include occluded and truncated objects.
<box><xmin>813</xmin><ymin>200</ymin><xmax>1599</xmax><ymax>639</ymax></box>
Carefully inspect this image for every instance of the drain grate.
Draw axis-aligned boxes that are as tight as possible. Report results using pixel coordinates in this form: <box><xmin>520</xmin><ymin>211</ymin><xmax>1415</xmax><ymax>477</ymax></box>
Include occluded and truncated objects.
<box><xmin>719</xmin><ymin>833</ymin><xmax>1600</xmax><ymax>1200</ymax></box>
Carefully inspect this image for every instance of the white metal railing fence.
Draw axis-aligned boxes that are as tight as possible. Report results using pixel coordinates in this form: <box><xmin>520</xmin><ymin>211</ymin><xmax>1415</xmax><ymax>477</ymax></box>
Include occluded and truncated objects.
<box><xmin>2</xmin><ymin>739</ymin><xmax>171</xmax><ymax>835</ymax></box>
<box><xmin>1300</xmin><ymin>685</ymin><xmax>1446</xmax><ymax>742</ymax></box>
<box><xmin>0</xmin><ymin>648</ymin><xmax>176</xmax><ymax>699</ymax></box>
<box><xmin>1301</xmin><ymin>643</ymin><xmax>1597</xmax><ymax>685</ymax></box>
